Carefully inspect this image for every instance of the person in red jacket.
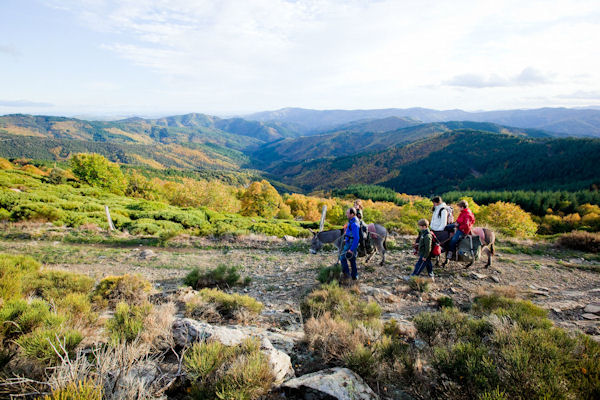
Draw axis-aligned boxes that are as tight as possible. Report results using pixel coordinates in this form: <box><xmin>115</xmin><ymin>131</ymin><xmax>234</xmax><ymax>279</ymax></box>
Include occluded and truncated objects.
<box><xmin>447</xmin><ymin>200</ymin><xmax>475</xmax><ymax>259</ymax></box>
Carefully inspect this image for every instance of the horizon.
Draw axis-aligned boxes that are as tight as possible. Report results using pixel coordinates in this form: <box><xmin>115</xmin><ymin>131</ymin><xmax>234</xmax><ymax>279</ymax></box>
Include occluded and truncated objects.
<box><xmin>1</xmin><ymin>104</ymin><xmax>600</xmax><ymax>122</ymax></box>
<box><xmin>1</xmin><ymin>1</ymin><xmax>599</xmax><ymax>116</ymax></box>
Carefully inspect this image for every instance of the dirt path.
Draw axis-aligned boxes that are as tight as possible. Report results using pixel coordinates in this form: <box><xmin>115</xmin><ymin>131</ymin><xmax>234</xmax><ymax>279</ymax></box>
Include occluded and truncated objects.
<box><xmin>2</xmin><ymin>236</ymin><xmax>599</xmax><ymax>337</ymax></box>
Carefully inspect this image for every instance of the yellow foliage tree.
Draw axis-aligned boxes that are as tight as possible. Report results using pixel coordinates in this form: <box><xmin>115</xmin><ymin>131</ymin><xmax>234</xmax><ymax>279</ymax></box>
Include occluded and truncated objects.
<box><xmin>476</xmin><ymin>201</ymin><xmax>538</xmax><ymax>237</ymax></box>
<box><xmin>240</xmin><ymin>180</ymin><xmax>282</xmax><ymax>218</ymax></box>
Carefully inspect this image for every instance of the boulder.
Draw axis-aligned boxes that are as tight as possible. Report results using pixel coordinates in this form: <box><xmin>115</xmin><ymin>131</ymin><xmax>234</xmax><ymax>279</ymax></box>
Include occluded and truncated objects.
<box><xmin>172</xmin><ymin>318</ymin><xmax>294</xmax><ymax>384</ymax></box>
<box><xmin>282</xmin><ymin>367</ymin><xmax>379</xmax><ymax>400</ymax></box>
<box><xmin>469</xmin><ymin>272</ymin><xmax>487</xmax><ymax>280</ymax></box>
<box><xmin>584</xmin><ymin>304</ymin><xmax>600</xmax><ymax>315</ymax></box>
<box><xmin>139</xmin><ymin>249</ymin><xmax>157</xmax><ymax>259</ymax></box>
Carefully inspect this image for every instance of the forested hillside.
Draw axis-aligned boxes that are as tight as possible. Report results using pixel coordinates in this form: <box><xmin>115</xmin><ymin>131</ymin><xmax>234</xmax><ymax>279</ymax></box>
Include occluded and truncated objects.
<box><xmin>252</xmin><ymin>121</ymin><xmax>550</xmax><ymax>169</ymax></box>
<box><xmin>263</xmin><ymin>130</ymin><xmax>600</xmax><ymax>192</ymax></box>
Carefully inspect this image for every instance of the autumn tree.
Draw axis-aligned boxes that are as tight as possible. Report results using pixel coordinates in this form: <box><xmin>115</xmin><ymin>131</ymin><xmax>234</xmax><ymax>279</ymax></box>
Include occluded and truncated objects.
<box><xmin>240</xmin><ymin>180</ymin><xmax>283</xmax><ymax>218</ymax></box>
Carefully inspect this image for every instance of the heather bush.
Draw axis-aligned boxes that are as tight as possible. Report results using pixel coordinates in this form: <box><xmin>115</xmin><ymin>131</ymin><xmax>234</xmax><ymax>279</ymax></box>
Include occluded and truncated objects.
<box><xmin>184</xmin><ymin>265</ymin><xmax>250</xmax><ymax>289</ymax></box>
<box><xmin>557</xmin><ymin>231</ymin><xmax>600</xmax><ymax>253</ymax></box>
<box><xmin>91</xmin><ymin>274</ymin><xmax>152</xmax><ymax>308</ymax></box>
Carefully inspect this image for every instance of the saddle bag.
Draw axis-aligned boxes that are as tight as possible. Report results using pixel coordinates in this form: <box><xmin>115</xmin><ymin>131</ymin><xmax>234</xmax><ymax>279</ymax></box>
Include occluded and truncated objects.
<box><xmin>457</xmin><ymin>235</ymin><xmax>482</xmax><ymax>263</ymax></box>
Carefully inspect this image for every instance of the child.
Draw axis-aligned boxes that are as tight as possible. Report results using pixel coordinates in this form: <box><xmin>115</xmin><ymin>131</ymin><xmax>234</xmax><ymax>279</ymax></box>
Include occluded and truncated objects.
<box><xmin>407</xmin><ymin>219</ymin><xmax>435</xmax><ymax>280</ymax></box>
<box><xmin>447</xmin><ymin>200</ymin><xmax>475</xmax><ymax>259</ymax></box>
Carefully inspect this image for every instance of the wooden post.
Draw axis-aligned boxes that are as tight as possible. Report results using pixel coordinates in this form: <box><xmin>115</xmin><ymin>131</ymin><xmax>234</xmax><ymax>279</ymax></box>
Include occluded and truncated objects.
<box><xmin>319</xmin><ymin>205</ymin><xmax>327</xmax><ymax>232</ymax></box>
<box><xmin>105</xmin><ymin>205</ymin><xmax>115</xmax><ymax>231</ymax></box>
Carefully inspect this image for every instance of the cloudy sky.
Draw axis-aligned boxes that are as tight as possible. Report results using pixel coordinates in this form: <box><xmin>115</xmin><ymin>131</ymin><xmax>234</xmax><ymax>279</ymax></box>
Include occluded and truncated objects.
<box><xmin>1</xmin><ymin>0</ymin><xmax>599</xmax><ymax>117</ymax></box>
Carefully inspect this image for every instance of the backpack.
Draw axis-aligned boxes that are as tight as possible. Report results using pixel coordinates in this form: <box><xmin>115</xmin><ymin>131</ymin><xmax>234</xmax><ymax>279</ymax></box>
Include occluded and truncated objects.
<box><xmin>439</xmin><ymin>205</ymin><xmax>454</xmax><ymax>225</ymax></box>
<box><xmin>456</xmin><ymin>235</ymin><xmax>482</xmax><ymax>263</ymax></box>
<box><xmin>430</xmin><ymin>230</ymin><xmax>442</xmax><ymax>257</ymax></box>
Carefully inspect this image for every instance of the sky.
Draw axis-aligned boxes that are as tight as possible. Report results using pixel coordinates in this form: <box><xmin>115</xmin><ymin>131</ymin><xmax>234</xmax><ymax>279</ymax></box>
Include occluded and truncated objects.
<box><xmin>1</xmin><ymin>0</ymin><xmax>599</xmax><ymax>117</ymax></box>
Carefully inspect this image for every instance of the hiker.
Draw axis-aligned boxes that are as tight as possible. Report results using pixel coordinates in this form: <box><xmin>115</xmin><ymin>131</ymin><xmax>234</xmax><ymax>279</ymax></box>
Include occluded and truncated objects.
<box><xmin>340</xmin><ymin>207</ymin><xmax>360</xmax><ymax>281</ymax></box>
<box><xmin>354</xmin><ymin>199</ymin><xmax>364</xmax><ymax>221</ymax></box>
<box><xmin>407</xmin><ymin>219</ymin><xmax>435</xmax><ymax>280</ymax></box>
<box><xmin>354</xmin><ymin>199</ymin><xmax>371</xmax><ymax>255</ymax></box>
<box><xmin>430</xmin><ymin>196</ymin><xmax>452</xmax><ymax>243</ymax></box>
<box><xmin>447</xmin><ymin>200</ymin><xmax>475</xmax><ymax>259</ymax></box>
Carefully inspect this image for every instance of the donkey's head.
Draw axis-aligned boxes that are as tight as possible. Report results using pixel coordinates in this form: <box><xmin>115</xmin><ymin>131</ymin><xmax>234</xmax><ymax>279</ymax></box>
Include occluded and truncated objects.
<box><xmin>309</xmin><ymin>229</ymin><xmax>322</xmax><ymax>254</ymax></box>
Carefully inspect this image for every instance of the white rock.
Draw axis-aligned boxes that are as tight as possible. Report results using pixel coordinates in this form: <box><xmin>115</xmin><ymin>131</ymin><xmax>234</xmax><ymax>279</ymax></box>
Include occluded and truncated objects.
<box><xmin>582</xmin><ymin>313</ymin><xmax>600</xmax><ymax>320</ymax></box>
<box><xmin>172</xmin><ymin>318</ymin><xmax>294</xmax><ymax>384</ymax></box>
<box><xmin>584</xmin><ymin>304</ymin><xmax>600</xmax><ymax>314</ymax></box>
<box><xmin>282</xmin><ymin>367</ymin><xmax>379</xmax><ymax>400</ymax></box>
<box><xmin>470</xmin><ymin>272</ymin><xmax>487</xmax><ymax>280</ymax></box>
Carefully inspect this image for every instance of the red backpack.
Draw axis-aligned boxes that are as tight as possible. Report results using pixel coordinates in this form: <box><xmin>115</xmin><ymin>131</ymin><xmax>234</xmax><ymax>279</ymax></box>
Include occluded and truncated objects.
<box><xmin>430</xmin><ymin>230</ymin><xmax>442</xmax><ymax>257</ymax></box>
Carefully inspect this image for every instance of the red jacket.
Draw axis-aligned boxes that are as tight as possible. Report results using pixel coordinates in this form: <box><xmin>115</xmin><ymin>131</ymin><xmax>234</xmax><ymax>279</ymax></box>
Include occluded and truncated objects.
<box><xmin>456</xmin><ymin>208</ymin><xmax>475</xmax><ymax>235</ymax></box>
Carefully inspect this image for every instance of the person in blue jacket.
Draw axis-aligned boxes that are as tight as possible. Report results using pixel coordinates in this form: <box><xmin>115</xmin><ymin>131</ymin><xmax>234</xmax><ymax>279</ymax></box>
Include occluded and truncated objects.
<box><xmin>340</xmin><ymin>207</ymin><xmax>360</xmax><ymax>281</ymax></box>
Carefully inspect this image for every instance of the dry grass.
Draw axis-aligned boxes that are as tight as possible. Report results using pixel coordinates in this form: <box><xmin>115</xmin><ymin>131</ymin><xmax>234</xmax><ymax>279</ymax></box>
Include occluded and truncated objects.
<box><xmin>140</xmin><ymin>302</ymin><xmax>176</xmax><ymax>351</ymax></box>
<box><xmin>304</xmin><ymin>312</ymin><xmax>369</xmax><ymax>363</ymax></box>
<box><xmin>558</xmin><ymin>231</ymin><xmax>600</xmax><ymax>253</ymax></box>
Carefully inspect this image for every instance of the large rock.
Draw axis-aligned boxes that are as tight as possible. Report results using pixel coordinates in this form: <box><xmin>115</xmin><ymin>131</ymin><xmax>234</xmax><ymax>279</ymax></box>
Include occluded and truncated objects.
<box><xmin>172</xmin><ymin>318</ymin><xmax>294</xmax><ymax>383</ymax></box>
<box><xmin>282</xmin><ymin>367</ymin><xmax>379</xmax><ymax>400</ymax></box>
<box><xmin>584</xmin><ymin>304</ymin><xmax>600</xmax><ymax>314</ymax></box>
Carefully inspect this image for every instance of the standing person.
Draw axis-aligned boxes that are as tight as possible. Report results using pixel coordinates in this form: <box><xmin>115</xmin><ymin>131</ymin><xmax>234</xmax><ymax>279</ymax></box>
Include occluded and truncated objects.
<box><xmin>340</xmin><ymin>207</ymin><xmax>360</xmax><ymax>282</ymax></box>
<box><xmin>407</xmin><ymin>219</ymin><xmax>435</xmax><ymax>280</ymax></box>
<box><xmin>447</xmin><ymin>200</ymin><xmax>475</xmax><ymax>259</ymax></box>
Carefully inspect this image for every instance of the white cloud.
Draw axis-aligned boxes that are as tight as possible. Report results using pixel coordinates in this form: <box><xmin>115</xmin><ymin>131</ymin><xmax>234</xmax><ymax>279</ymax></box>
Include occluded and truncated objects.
<box><xmin>31</xmin><ymin>0</ymin><xmax>600</xmax><ymax>112</ymax></box>
<box><xmin>0</xmin><ymin>45</ymin><xmax>20</xmax><ymax>57</ymax></box>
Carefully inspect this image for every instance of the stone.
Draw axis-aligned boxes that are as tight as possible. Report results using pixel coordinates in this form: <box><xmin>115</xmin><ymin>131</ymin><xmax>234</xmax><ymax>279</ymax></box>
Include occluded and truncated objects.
<box><xmin>470</xmin><ymin>272</ymin><xmax>487</xmax><ymax>280</ymax></box>
<box><xmin>546</xmin><ymin>300</ymin><xmax>583</xmax><ymax>311</ymax></box>
<box><xmin>139</xmin><ymin>249</ymin><xmax>157</xmax><ymax>259</ymax></box>
<box><xmin>582</xmin><ymin>313</ymin><xmax>600</xmax><ymax>320</ymax></box>
<box><xmin>490</xmin><ymin>276</ymin><xmax>501</xmax><ymax>283</ymax></box>
<box><xmin>283</xmin><ymin>235</ymin><xmax>296</xmax><ymax>242</ymax></box>
<box><xmin>282</xmin><ymin>367</ymin><xmax>379</xmax><ymax>400</ymax></box>
<box><xmin>529</xmin><ymin>290</ymin><xmax>549</xmax><ymax>297</ymax></box>
<box><xmin>584</xmin><ymin>304</ymin><xmax>600</xmax><ymax>314</ymax></box>
<box><xmin>172</xmin><ymin>318</ymin><xmax>294</xmax><ymax>384</ymax></box>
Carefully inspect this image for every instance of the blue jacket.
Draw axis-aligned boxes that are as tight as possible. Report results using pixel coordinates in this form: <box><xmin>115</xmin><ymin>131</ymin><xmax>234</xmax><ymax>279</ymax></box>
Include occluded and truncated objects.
<box><xmin>344</xmin><ymin>217</ymin><xmax>360</xmax><ymax>252</ymax></box>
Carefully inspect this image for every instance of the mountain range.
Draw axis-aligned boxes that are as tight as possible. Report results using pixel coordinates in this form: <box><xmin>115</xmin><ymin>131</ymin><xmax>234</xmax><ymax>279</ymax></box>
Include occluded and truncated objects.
<box><xmin>1</xmin><ymin>106</ymin><xmax>600</xmax><ymax>194</ymax></box>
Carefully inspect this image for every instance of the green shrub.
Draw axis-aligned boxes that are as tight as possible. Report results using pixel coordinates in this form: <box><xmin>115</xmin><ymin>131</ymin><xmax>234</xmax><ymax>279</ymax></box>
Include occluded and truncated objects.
<box><xmin>184</xmin><ymin>265</ymin><xmax>249</xmax><ymax>289</ymax></box>
<box><xmin>558</xmin><ymin>231</ymin><xmax>600</xmax><ymax>253</ymax></box>
<box><xmin>43</xmin><ymin>380</ymin><xmax>103</xmax><ymax>400</ymax></box>
<box><xmin>91</xmin><ymin>274</ymin><xmax>152</xmax><ymax>308</ymax></box>
<box><xmin>26</xmin><ymin>270</ymin><xmax>94</xmax><ymax>301</ymax></box>
<box><xmin>317</xmin><ymin>264</ymin><xmax>342</xmax><ymax>284</ymax></box>
<box><xmin>10</xmin><ymin>202</ymin><xmax>66</xmax><ymax>223</ymax></box>
<box><xmin>0</xmin><ymin>299</ymin><xmax>63</xmax><ymax>340</ymax></box>
<box><xmin>478</xmin><ymin>388</ymin><xmax>508</xmax><ymax>400</ymax></box>
<box><xmin>301</xmin><ymin>282</ymin><xmax>381</xmax><ymax>321</ymax></box>
<box><xmin>343</xmin><ymin>344</ymin><xmax>377</xmax><ymax>380</ymax></box>
<box><xmin>17</xmin><ymin>328</ymin><xmax>83</xmax><ymax>365</ymax></box>
<box><xmin>0</xmin><ymin>254</ymin><xmax>41</xmax><ymax>300</ymax></box>
<box><xmin>187</xmin><ymin>289</ymin><xmax>263</xmax><ymax>322</ymax></box>
<box><xmin>184</xmin><ymin>338</ymin><xmax>274</xmax><ymax>400</ymax></box>
<box><xmin>473</xmin><ymin>294</ymin><xmax>551</xmax><ymax>330</ymax></box>
<box><xmin>106</xmin><ymin>302</ymin><xmax>151</xmax><ymax>343</ymax></box>
<box><xmin>437</xmin><ymin>296</ymin><xmax>454</xmax><ymax>309</ymax></box>
<box><xmin>57</xmin><ymin>293</ymin><xmax>97</xmax><ymax>325</ymax></box>
<box><xmin>408</xmin><ymin>276</ymin><xmax>430</xmax><ymax>292</ymax></box>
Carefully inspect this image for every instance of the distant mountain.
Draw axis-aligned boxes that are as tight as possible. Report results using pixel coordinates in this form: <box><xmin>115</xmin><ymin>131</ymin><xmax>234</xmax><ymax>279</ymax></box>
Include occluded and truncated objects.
<box><xmin>245</xmin><ymin>107</ymin><xmax>600</xmax><ymax>137</ymax></box>
<box><xmin>261</xmin><ymin>130</ymin><xmax>600</xmax><ymax>193</ymax></box>
<box><xmin>251</xmin><ymin>121</ymin><xmax>551</xmax><ymax>169</ymax></box>
<box><xmin>324</xmin><ymin>116</ymin><xmax>420</xmax><ymax>134</ymax></box>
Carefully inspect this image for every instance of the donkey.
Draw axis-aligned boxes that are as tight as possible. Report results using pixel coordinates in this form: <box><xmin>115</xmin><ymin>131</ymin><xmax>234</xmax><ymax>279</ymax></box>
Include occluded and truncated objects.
<box><xmin>309</xmin><ymin>224</ymin><xmax>388</xmax><ymax>265</ymax></box>
<box><xmin>438</xmin><ymin>227</ymin><xmax>496</xmax><ymax>268</ymax></box>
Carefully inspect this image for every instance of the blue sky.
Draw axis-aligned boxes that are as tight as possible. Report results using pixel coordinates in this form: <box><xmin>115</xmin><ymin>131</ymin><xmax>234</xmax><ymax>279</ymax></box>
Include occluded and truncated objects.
<box><xmin>1</xmin><ymin>0</ymin><xmax>599</xmax><ymax>117</ymax></box>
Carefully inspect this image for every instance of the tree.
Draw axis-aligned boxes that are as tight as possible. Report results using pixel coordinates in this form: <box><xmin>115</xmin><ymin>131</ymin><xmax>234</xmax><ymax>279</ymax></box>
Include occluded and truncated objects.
<box><xmin>240</xmin><ymin>180</ymin><xmax>283</xmax><ymax>218</ymax></box>
<box><xmin>70</xmin><ymin>153</ymin><xmax>126</xmax><ymax>194</ymax></box>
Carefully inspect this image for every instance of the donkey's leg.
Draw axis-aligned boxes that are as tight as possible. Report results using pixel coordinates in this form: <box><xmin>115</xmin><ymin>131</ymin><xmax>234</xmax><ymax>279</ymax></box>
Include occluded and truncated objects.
<box><xmin>377</xmin><ymin>240</ymin><xmax>385</xmax><ymax>266</ymax></box>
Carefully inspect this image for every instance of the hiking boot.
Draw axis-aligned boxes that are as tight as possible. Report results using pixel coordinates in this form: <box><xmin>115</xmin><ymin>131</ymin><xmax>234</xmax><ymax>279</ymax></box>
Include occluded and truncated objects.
<box><xmin>428</xmin><ymin>274</ymin><xmax>435</xmax><ymax>282</ymax></box>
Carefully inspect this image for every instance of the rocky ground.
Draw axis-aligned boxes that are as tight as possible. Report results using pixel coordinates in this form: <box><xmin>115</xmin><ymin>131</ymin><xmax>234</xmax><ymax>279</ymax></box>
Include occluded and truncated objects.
<box><xmin>2</xmin><ymin>229</ymin><xmax>600</xmax><ymax>399</ymax></box>
<box><xmin>2</xmin><ymin>232</ymin><xmax>599</xmax><ymax>337</ymax></box>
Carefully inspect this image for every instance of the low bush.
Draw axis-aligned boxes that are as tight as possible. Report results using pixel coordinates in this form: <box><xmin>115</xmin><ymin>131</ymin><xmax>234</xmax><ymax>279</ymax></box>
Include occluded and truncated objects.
<box><xmin>0</xmin><ymin>254</ymin><xmax>41</xmax><ymax>300</ymax></box>
<box><xmin>557</xmin><ymin>230</ymin><xmax>600</xmax><ymax>253</ymax></box>
<box><xmin>300</xmin><ymin>282</ymin><xmax>381</xmax><ymax>321</ymax></box>
<box><xmin>17</xmin><ymin>328</ymin><xmax>83</xmax><ymax>366</ymax></box>
<box><xmin>91</xmin><ymin>274</ymin><xmax>152</xmax><ymax>308</ymax></box>
<box><xmin>408</xmin><ymin>276</ymin><xmax>430</xmax><ymax>293</ymax></box>
<box><xmin>304</xmin><ymin>312</ymin><xmax>368</xmax><ymax>363</ymax></box>
<box><xmin>184</xmin><ymin>265</ymin><xmax>250</xmax><ymax>289</ymax></box>
<box><xmin>317</xmin><ymin>264</ymin><xmax>342</xmax><ymax>284</ymax></box>
<box><xmin>43</xmin><ymin>380</ymin><xmax>103</xmax><ymax>400</ymax></box>
<box><xmin>0</xmin><ymin>299</ymin><xmax>63</xmax><ymax>340</ymax></box>
<box><xmin>26</xmin><ymin>270</ymin><xmax>94</xmax><ymax>301</ymax></box>
<box><xmin>106</xmin><ymin>302</ymin><xmax>152</xmax><ymax>343</ymax></box>
<box><xmin>186</xmin><ymin>289</ymin><xmax>263</xmax><ymax>322</ymax></box>
<box><xmin>56</xmin><ymin>293</ymin><xmax>97</xmax><ymax>325</ymax></box>
<box><xmin>473</xmin><ymin>294</ymin><xmax>551</xmax><ymax>330</ymax></box>
<box><xmin>184</xmin><ymin>338</ymin><xmax>274</xmax><ymax>400</ymax></box>
<box><xmin>342</xmin><ymin>344</ymin><xmax>377</xmax><ymax>380</ymax></box>
<box><xmin>437</xmin><ymin>296</ymin><xmax>454</xmax><ymax>309</ymax></box>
